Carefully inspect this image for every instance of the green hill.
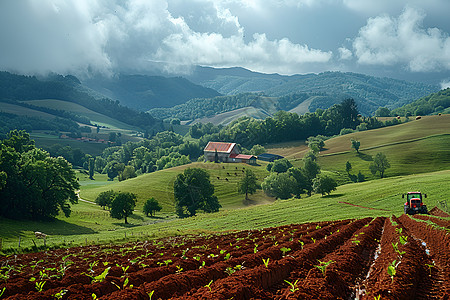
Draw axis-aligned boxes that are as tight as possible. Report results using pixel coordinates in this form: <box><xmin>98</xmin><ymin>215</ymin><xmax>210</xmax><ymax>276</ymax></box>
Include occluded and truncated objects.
<box><xmin>84</xmin><ymin>74</ymin><xmax>221</xmax><ymax>111</ymax></box>
<box><xmin>187</xmin><ymin>67</ymin><xmax>439</xmax><ymax>116</ymax></box>
<box><xmin>392</xmin><ymin>87</ymin><xmax>450</xmax><ymax>116</ymax></box>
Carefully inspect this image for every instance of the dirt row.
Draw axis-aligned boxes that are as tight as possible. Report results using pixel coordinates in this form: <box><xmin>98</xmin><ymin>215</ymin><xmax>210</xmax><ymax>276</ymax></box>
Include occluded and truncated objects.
<box><xmin>1</xmin><ymin>215</ymin><xmax>449</xmax><ymax>299</ymax></box>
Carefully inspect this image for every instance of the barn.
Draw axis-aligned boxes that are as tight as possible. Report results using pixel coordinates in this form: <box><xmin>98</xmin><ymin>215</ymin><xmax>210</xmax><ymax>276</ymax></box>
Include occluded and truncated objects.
<box><xmin>204</xmin><ymin>142</ymin><xmax>257</xmax><ymax>165</ymax></box>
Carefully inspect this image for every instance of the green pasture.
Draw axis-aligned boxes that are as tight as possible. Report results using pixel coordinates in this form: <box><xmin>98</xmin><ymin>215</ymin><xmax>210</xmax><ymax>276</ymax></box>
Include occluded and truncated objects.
<box><xmin>23</xmin><ymin>99</ymin><xmax>138</xmax><ymax>130</ymax></box>
<box><xmin>1</xmin><ymin>170</ymin><xmax>448</xmax><ymax>253</ymax></box>
<box><xmin>79</xmin><ymin>162</ymin><xmax>271</xmax><ymax>212</ymax></box>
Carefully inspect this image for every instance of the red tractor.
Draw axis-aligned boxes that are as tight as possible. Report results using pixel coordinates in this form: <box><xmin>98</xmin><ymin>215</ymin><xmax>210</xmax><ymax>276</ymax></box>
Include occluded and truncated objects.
<box><xmin>403</xmin><ymin>192</ymin><xmax>428</xmax><ymax>215</ymax></box>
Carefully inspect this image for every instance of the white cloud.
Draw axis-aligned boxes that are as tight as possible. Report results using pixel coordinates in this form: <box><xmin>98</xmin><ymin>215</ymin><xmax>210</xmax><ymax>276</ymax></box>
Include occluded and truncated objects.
<box><xmin>0</xmin><ymin>0</ymin><xmax>332</xmax><ymax>76</ymax></box>
<box><xmin>441</xmin><ymin>80</ymin><xmax>450</xmax><ymax>90</ymax></box>
<box><xmin>352</xmin><ymin>6</ymin><xmax>450</xmax><ymax>72</ymax></box>
<box><xmin>338</xmin><ymin>47</ymin><xmax>352</xmax><ymax>60</ymax></box>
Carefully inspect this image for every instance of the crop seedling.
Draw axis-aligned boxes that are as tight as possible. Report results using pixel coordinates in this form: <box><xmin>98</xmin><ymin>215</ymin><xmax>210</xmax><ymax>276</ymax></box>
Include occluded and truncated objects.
<box><xmin>392</xmin><ymin>242</ymin><xmax>405</xmax><ymax>256</ymax></box>
<box><xmin>112</xmin><ymin>277</ymin><xmax>133</xmax><ymax>290</ymax></box>
<box><xmin>148</xmin><ymin>291</ymin><xmax>154</xmax><ymax>299</ymax></box>
<box><xmin>0</xmin><ymin>287</ymin><xmax>6</xmax><ymax>298</ymax></box>
<box><xmin>425</xmin><ymin>262</ymin><xmax>435</xmax><ymax>276</ymax></box>
<box><xmin>224</xmin><ymin>253</ymin><xmax>231</xmax><ymax>260</ymax></box>
<box><xmin>262</xmin><ymin>258</ymin><xmax>270</xmax><ymax>268</ymax></box>
<box><xmin>352</xmin><ymin>239</ymin><xmax>360</xmax><ymax>245</ymax></box>
<box><xmin>399</xmin><ymin>235</ymin><xmax>408</xmax><ymax>245</ymax></box>
<box><xmin>87</xmin><ymin>267</ymin><xmax>111</xmax><ymax>283</ymax></box>
<box><xmin>314</xmin><ymin>260</ymin><xmax>335</xmax><ymax>277</ymax></box>
<box><xmin>225</xmin><ymin>267</ymin><xmax>235</xmax><ymax>276</ymax></box>
<box><xmin>92</xmin><ymin>293</ymin><xmax>97</xmax><ymax>300</ymax></box>
<box><xmin>311</xmin><ymin>237</ymin><xmax>316</xmax><ymax>243</ymax></box>
<box><xmin>284</xmin><ymin>279</ymin><xmax>299</xmax><ymax>293</ymax></box>
<box><xmin>374</xmin><ymin>295</ymin><xmax>381</xmax><ymax>300</ymax></box>
<box><xmin>299</xmin><ymin>240</ymin><xmax>304</xmax><ymax>249</ymax></box>
<box><xmin>205</xmin><ymin>280</ymin><xmax>213</xmax><ymax>292</ymax></box>
<box><xmin>387</xmin><ymin>260</ymin><xmax>398</xmax><ymax>283</ymax></box>
<box><xmin>52</xmin><ymin>289</ymin><xmax>68</xmax><ymax>299</ymax></box>
<box><xmin>35</xmin><ymin>281</ymin><xmax>46</xmax><ymax>292</ymax></box>
<box><xmin>253</xmin><ymin>244</ymin><xmax>258</xmax><ymax>253</ymax></box>
<box><xmin>199</xmin><ymin>261</ymin><xmax>206</xmax><ymax>269</ymax></box>
<box><xmin>280</xmin><ymin>247</ymin><xmax>291</xmax><ymax>256</ymax></box>
<box><xmin>176</xmin><ymin>265</ymin><xmax>183</xmax><ymax>273</ymax></box>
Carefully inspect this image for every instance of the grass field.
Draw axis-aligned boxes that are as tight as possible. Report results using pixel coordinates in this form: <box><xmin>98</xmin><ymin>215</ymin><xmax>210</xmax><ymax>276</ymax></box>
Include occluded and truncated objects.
<box><xmin>1</xmin><ymin>169</ymin><xmax>448</xmax><ymax>252</ymax></box>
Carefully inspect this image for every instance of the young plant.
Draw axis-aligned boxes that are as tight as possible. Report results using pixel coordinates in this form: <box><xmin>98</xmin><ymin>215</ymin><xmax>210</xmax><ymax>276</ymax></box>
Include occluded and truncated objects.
<box><xmin>387</xmin><ymin>260</ymin><xmax>397</xmax><ymax>283</ymax></box>
<box><xmin>199</xmin><ymin>261</ymin><xmax>206</xmax><ymax>269</ymax></box>
<box><xmin>399</xmin><ymin>235</ymin><xmax>408</xmax><ymax>245</ymax></box>
<box><xmin>224</xmin><ymin>253</ymin><xmax>231</xmax><ymax>260</ymax></box>
<box><xmin>425</xmin><ymin>262</ymin><xmax>435</xmax><ymax>276</ymax></box>
<box><xmin>284</xmin><ymin>279</ymin><xmax>299</xmax><ymax>293</ymax></box>
<box><xmin>262</xmin><ymin>258</ymin><xmax>270</xmax><ymax>268</ymax></box>
<box><xmin>0</xmin><ymin>287</ymin><xmax>6</xmax><ymax>298</ymax></box>
<box><xmin>52</xmin><ymin>289</ymin><xmax>68</xmax><ymax>299</ymax></box>
<box><xmin>280</xmin><ymin>247</ymin><xmax>291</xmax><ymax>256</ymax></box>
<box><xmin>148</xmin><ymin>290</ymin><xmax>154</xmax><ymax>300</ymax></box>
<box><xmin>92</xmin><ymin>293</ymin><xmax>97</xmax><ymax>300</ymax></box>
<box><xmin>253</xmin><ymin>244</ymin><xmax>258</xmax><ymax>253</ymax></box>
<box><xmin>176</xmin><ymin>265</ymin><xmax>183</xmax><ymax>273</ymax></box>
<box><xmin>314</xmin><ymin>260</ymin><xmax>335</xmax><ymax>277</ymax></box>
<box><xmin>205</xmin><ymin>280</ymin><xmax>213</xmax><ymax>292</ymax></box>
<box><xmin>88</xmin><ymin>267</ymin><xmax>111</xmax><ymax>283</ymax></box>
<box><xmin>35</xmin><ymin>281</ymin><xmax>46</xmax><ymax>292</ymax></box>
<box><xmin>299</xmin><ymin>240</ymin><xmax>305</xmax><ymax>249</ymax></box>
<box><xmin>392</xmin><ymin>242</ymin><xmax>406</xmax><ymax>256</ymax></box>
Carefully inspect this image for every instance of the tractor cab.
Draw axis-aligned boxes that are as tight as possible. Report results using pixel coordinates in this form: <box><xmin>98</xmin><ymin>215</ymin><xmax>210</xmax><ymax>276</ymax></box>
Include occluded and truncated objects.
<box><xmin>403</xmin><ymin>192</ymin><xmax>428</xmax><ymax>215</ymax></box>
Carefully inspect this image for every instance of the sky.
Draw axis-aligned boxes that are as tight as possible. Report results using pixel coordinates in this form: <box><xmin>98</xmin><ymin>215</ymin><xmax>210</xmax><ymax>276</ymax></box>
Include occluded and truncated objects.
<box><xmin>1</xmin><ymin>0</ymin><xmax>450</xmax><ymax>86</ymax></box>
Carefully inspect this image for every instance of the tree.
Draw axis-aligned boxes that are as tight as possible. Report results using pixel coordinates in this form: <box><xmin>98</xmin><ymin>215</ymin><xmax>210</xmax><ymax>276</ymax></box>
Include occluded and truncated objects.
<box><xmin>95</xmin><ymin>190</ymin><xmax>116</xmax><ymax>210</ymax></box>
<box><xmin>375</xmin><ymin>107</ymin><xmax>391</xmax><ymax>117</ymax></box>
<box><xmin>345</xmin><ymin>161</ymin><xmax>352</xmax><ymax>174</ymax></box>
<box><xmin>88</xmin><ymin>157</ymin><xmax>95</xmax><ymax>180</ymax></box>
<box><xmin>250</xmin><ymin>144</ymin><xmax>266</xmax><ymax>156</ymax></box>
<box><xmin>0</xmin><ymin>132</ymin><xmax>79</xmax><ymax>220</ymax></box>
<box><xmin>369</xmin><ymin>152</ymin><xmax>391</xmax><ymax>178</ymax></box>
<box><xmin>119</xmin><ymin>165</ymin><xmax>137</xmax><ymax>181</ymax></box>
<box><xmin>351</xmin><ymin>139</ymin><xmax>360</xmax><ymax>153</ymax></box>
<box><xmin>261</xmin><ymin>172</ymin><xmax>296</xmax><ymax>200</ymax></box>
<box><xmin>268</xmin><ymin>158</ymin><xmax>293</xmax><ymax>173</ymax></box>
<box><xmin>237</xmin><ymin>169</ymin><xmax>259</xmax><ymax>201</ymax></box>
<box><xmin>313</xmin><ymin>175</ymin><xmax>338</xmax><ymax>196</ymax></box>
<box><xmin>173</xmin><ymin>168</ymin><xmax>221</xmax><ymax>218</ymax></box>
<box><xmin>143</xmin><ymin>197</ymin><xmax>162</xmax><ymax>217</ymax></box>
<box><xmin>109</xmin><ymin>192</ymin><xmax>136</xmax><ymax>224</ymax></box>
<box><xmin>288</xmin><ymin>167</ymin><xmax>310</xmax><ymax>198</ymax></box>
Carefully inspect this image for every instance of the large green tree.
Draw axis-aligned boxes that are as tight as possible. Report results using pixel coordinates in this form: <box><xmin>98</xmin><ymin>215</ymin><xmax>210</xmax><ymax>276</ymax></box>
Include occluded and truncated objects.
<box><xmin>237</xmin><ymin>169</ymin><xmax>259</xmax><ymax>201</ymax></box>
<box><xmin>369</xmin><ymin>152</ymin><xmax>391</xmax><ymax>178</ymax></box>
<box><xmin>173</xmin><ymin>168</ymin><xmax>221</xmax><ymax>218</ymax></box>
<box><xmin>95</xmin><ymin>190</ymin><xmax>117</xmax><ymax>210</ymax></box>
<box><xmin>261</xmin><ymin>172</ymin><xmax>296</xmax><ymax>200</ymax></box>
<box><xmin>143</xmin><ymin>197</ymin><xmax>162</xmax><ymax>217</ymax></box>
<box><xmin>313</xmin><ymin>175</ymin><xmax>338</xmax><ymax>196</ymax></box>
<box><xmin>109</xmin><ymin>192</ymin><xmax>136</xmax><ymax>224</ymax></box>
<box><xmin>0</xmin><ymin>130</ymin><xmax>79</xmax><ymax>220</ymax></box>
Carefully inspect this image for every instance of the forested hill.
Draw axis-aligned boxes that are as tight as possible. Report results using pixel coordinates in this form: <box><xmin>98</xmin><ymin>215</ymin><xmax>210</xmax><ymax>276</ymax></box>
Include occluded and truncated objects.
<box><xmin>83</xmin><ymin>74</ymin><xmax>221</xmax><ymax>111</ymax></box>
<box><xmin>392</xmin><ymin>88</ymin><xmax>450</xmax><ymax>116</ymax></box>
<box><xmin>186</xmin><ymin>67</ymin><xmax>439</xmax><ymax>114</ymax></box>
<box><xmin>0</xmin><ymin>72</ymin><xmax>162</xmax><ymax>132</ymax></box>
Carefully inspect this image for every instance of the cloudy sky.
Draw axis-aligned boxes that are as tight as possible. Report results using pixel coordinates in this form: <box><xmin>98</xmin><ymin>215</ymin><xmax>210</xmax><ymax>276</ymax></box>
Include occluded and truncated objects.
<box><xmin>1</xmin><ymin>0</ymin><xmax>450</xmax><ymax>85</ymax></box>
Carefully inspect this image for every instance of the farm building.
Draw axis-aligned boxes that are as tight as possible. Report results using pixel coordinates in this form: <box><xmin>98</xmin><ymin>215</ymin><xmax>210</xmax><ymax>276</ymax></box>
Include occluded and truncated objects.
<box><xmin>257</xmin><ymin>153</ymin><xmax>284</xmax><ymax>162</ymax></box>
<box><xmin>204</xmin><ymin>142</ymin><xmax>257</xmax><ymax>165</ymax></box>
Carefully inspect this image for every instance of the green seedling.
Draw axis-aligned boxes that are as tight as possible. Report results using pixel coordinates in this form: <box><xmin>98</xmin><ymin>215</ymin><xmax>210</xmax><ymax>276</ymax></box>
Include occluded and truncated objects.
<box><xmin>112</xmin><ymin>277</ymin><xmax>133</xmax><ymax>290</ymax></box>
<box><xmin>205</xmin><ymin>280</ymin><xmax>213</xmax><ymax>292</ymax></box>
<box><xmin>314</xmin><ymin>260</ymin><xmax>335</xmax><ymax>277</ymax></box>
<box><xmin>225</xmin><ymin>267</ymin><xmax>235</xmax><ymax>276</ymax></box>
<box><xmin>148</xmin><ymin>290</ymin><xmax>154</xmax><ymax>299</ymax></box>
<box><xmin>176</xmin><ymin>265</ymin><xmax>183</xmax><ymax>273</ymax></box>
<box><xmin>199</xmin><ymin>261</ymin><xmax>206</xmax><ymax>269</ymax></box>
<box><xmin>374</xmin><ymin>295</ymin><xmax>381</xmax><ymax>300</ymax></box>
<box><xmin>399</xmin><ymin>235</ymin><xmax>408</xmax><ymax>245</ymax></box>
<box><xmin>220</xmin><ymin>249</ymin><xmax>227</xmax><ymax>255</ymax></box>
<box><xmin>224</xmin><ymin>253</ymin><xmax>231</xmax><ymax>260</ymax></box>
<box><xmin>284</xmin><ymin>279</ymin><xmax>299</xmax><ymax>293</ymax></box>
<box><xmin>299</xmin><ymin>240</ymin><xmax>305</xmax><ymax>249</ymax></box>
<box><xmin>311</xmin><ymin>237</ymin><xmax>316</xmax><ymax>243</ymax></box>
<box><xmin>0</xmin><ymin>270</ymin><xmax>10</xmax><ymax>282</ymax></box>
<box><xmin>392</xmin><ymin>242</ymin><xmax>405</xmax><ymax>256</ymax></box>
<box><xmin>88</xmin><ymin>261</ymin><xmax>98</xmax><ymax>272</ymax></box>
<box><xmin>425</xmin><ymin>262</ymin><xmax>435</xmax><ymax>276</ymax></box>
<box><xmin>262</xmin><ymin>258</ymin><xmax>270</xmax><ymax>268</ymax></box>
<box><xmin>164</xmin><ymin>260</ymin><xmax>172</xmax><ymax>267</ymax></box>
<box><xmin>52</xmin><ymin>289</ymin><xmax>68</xmax><ymax>299</ymax></box>
<box><xmin>0</xmin><ymin>287</ymin><xmax>6</xmax><ymax>298</ymax></box>
<box><xmin>35</xmin><ymin>281</ymin><xmax>46</xmax><ymax>292</ymax></box>
<box><xmin>387</xmin><ymin>260</ymin><xmax>397</xmax><ymax>283</ymax></box>
<box><xmin>352</xmin><ymin>240</ymin><xmax>360</xmax><ymax>245</ymax></box>
<box><xmin>87</xmin><ymin>267</ymin><xmax>111</xmax><ymax>283</ymax></box>
<box><xmin>253</xmin><ymin>244</ymin><xmax>258</xmax><ymax>253</ymax></box>
<box><xmin>92</xmin><ymin>293</ymin><xmax>97</xmax><ymax>300</ymax></box>
<box><xmin>280</xmin><ymin>247</ymin><xmax>291</xmax><ymax>256</ymax></box>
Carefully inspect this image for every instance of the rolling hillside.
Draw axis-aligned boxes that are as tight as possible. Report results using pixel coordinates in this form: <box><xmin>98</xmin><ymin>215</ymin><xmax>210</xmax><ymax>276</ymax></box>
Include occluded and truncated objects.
<box><xmin>83</xmin><ymin>74</ymin><xmax>221</xmax><ymax>111</ymax></box>
<box><xmin>186</xmin><ymin>67</ymin><xmax>439</xmax><ymax>116</ymax></box>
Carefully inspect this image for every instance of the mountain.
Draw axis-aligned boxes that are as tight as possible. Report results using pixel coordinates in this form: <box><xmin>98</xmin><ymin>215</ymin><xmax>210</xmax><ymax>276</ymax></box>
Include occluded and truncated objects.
<box><xmin>83</xmin><ymin>74</ymin><xmax>221</xmax><ymax>111</ymax></box>
<box><xmin>0</xmin><ymin>72</ymin><xmax>162</xmax><ymax>132</ymax></box>
<box><xmin>185</xmin><ymin>67</ymin><xmax>440</xmax><ymax>116</ymax></box>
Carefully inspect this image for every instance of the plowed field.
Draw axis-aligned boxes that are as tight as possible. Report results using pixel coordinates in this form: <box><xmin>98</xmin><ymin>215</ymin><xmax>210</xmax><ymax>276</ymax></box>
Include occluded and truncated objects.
<box><xmin>1</xmin><ymin>214</ymin><xmax>449</xmax><ymax>299</ymax></box>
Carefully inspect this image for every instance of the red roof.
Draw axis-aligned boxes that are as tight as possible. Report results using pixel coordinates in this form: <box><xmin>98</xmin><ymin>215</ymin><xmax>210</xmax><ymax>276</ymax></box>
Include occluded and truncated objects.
<box><xmin>204</xmin><ymin>142</ymin><xmax>236</xmax><ymax>153</ymax></box>
<box><xmin>229</xmin><ymin>154</ymin><xmax>255</xmax><ymax>160</ymax></box>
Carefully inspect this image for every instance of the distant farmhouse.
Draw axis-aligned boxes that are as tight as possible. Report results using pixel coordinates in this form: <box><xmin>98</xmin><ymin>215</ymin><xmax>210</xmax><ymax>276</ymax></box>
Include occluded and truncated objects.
<box><xmin>204</xmin><ymin>142</ymin><xmax>257</xmax><ymax>165</ymax></box>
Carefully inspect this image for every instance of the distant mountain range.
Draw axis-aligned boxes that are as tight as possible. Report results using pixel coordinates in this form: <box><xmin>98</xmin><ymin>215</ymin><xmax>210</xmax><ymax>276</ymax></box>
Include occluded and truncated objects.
<box><xmin>83</xmin><ymin>74</ymin><xmax>220</xmax><ymax>111</ymax></box>
<box><xmin>0</xmin><ymin>68</ymin><xmax>444</xmax><ymax>129</ymax></box>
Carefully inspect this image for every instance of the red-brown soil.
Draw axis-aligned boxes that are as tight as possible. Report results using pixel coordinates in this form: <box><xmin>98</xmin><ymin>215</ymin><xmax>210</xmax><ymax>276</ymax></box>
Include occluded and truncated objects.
<box><xmin>429</xmin><ymin>206</ymin><xmax>450</xmax><ymax>218</ymax></box>
<box><xmin>1</xmin><ymin>216</ymin><xmax>449</xmax><ymax>299</ymax></box>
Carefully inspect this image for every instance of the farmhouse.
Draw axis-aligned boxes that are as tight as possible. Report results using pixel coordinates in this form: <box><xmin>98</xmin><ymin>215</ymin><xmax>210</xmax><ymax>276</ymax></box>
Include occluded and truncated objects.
<box><xmin>204</xmin><ymin>142</ymin><xmax>257</xmax><ymax>165</ymax></box>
